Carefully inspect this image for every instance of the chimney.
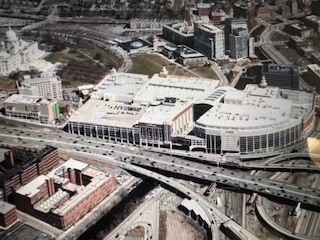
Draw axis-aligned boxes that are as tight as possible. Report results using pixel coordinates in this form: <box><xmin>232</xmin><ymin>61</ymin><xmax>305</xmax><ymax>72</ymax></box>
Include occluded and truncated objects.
<box><xmin>62</xmin><ymin>167</ymin><xmax>68</xmax><ymax>179</ymax></box>
<box><xmin>76</xmin><ymin>171</ymin><xmax>83</xmax><ymax>186</ymax></box>
<box><xmin>47</xmin><ymin>179</ymin><xmax>55</xmax><ymax>196</ymax></box>
<box><xmin>4</xmin><ymin>150</ymin><xmax>14</xmax><ymax>168</ymax></box>
<box><xmin>50</xmin><ymin>178</ymin><xmax>55</xmax><ymax>195</ymax></box>
<box><xmin>68</xmin><ymin>168</ymin><xmax>76</xmax><ymax>183</ymax></box>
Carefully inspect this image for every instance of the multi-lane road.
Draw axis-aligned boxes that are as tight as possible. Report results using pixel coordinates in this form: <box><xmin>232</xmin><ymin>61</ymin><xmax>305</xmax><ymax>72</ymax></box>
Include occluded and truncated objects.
<box><xmin>1</xmin><ymin>125</ymin><xmax>320</xmax><ymax>210</ymax></box>
<box><xmin>0</xmin><ymin>126</ymin><xmax>259</xmax><ymax>240</ymax></box>
<box><xmin>1</xmin><ymin>124</ymin><xmax>320</xmax><ymax>240</ymax></box>
<box><xmin>129</xmin><ymin>156</ymin><xmax>320</xmax><ymax>210</ymax></box>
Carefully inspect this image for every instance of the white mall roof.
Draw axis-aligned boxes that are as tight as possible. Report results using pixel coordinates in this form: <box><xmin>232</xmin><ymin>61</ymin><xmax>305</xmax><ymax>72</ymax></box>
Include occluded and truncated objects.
<box><xmin>134</xmin><ymin>74</ymin><xmax>220</xmax><ymax>104</ymax></box>
<box><xmin>69</xmin><ymin>72</ymin><xmax>220</xmax><ymax>128</ymax></box>
<box><xmin>68</xmin><ymin>99</ymin><xmax>147</xmax><ymax>128</ymax></box>
<box><xmin>138</xmin><ymin>101</ymin><xmax>192</xmax><ymax>126</ymax></box>
<box><xmin>196</xmin><ymin>85</ymin><xmax>314</xmax><ymax>129</ymax></box>
<box><xmin>92</xmin><ymin>71</ymin><xmax>149</xmax><ymax>102</ymax></box>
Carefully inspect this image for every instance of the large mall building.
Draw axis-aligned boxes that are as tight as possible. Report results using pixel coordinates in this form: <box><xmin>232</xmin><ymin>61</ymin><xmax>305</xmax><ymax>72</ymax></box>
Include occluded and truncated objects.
<box><xmin>67</xmin><ymin>68</ymin><xmax>315</xmax><ymax>156</ymax></box>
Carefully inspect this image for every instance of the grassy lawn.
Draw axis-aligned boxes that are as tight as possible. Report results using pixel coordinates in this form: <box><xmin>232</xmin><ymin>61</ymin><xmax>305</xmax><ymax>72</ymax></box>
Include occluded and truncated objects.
<box><xmin>0</xmin><ymin>76</ymin><xmax>17</xmax><ymax>90</ymax></box>
<box><xmin>129</xmin><ymin>54</ymin><xmax>201</xmax><ymax>78</ymax></box>
<box><xmin>44</xmin><ymin>49</ymin><xmax>86</xmax><ymax>63</ymax></box>
<box><xmin>0</xmin><ymin>47</ymin><xmax>122</xmax><ymax>90</ymax></box>
<box><xmin>188</xmin><ymin>66</ymin><xmax>219</xmax><ymax>79</ymax></box>
<box><xmin>81</xmin><ymin>47</ymin><xmax>122</xmax><ymax>68</ymax></box>
<box><xmin>129</xmin><ymin>54</ymin><xmax>170</xmax><ymax>77</ymax></box>
<box><xmin>44</xmin><ymin>47</ymin><xmax>122</xmax><ymax>87</ymax></box>
<box><xmin>45</xmin><ymin>47</ymin><xmax>122</xmax><ymax>69</ymax></box>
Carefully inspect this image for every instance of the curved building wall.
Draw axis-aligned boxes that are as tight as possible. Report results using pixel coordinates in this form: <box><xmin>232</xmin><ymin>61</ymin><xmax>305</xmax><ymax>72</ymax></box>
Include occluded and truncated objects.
<box><xmin>195</xmin><ymin>118</ymin><xmax>304</xmax><ymax>154</ymax></box>
<box><xmin>302</xmin><ymin>108</ymin><xmax>315</xmax><ymax>132</ymax></box>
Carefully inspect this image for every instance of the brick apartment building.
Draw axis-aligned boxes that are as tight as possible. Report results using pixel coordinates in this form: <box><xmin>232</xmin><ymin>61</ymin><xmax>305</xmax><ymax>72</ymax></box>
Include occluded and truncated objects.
<box><xmin>14</xmin><ymin>159</ymin><xmax>117</xmax><ymax>230</ymax></box>
<box><xmin>0</xmin><ymin>146</ymin><xmax>60</xmax><ymax>202</ymax></box>
<box><xmin>0</xmin><ymin>200</ymin><xmax>17</xmax><ymax>228</ymax></box>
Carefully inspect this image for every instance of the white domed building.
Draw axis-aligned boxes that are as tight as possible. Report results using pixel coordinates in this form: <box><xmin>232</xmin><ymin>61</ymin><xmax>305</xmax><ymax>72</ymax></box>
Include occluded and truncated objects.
<box><xmin>0</xmin><ymin>27</ymin><xmax>45</xmax><ymax>76</ymax></box>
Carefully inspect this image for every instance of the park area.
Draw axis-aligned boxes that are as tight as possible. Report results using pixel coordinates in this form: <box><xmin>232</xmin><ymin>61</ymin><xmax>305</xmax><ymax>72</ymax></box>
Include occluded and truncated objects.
<box><xmin>45</xmin><ymin>47</ymin><xmax>122</xmax><ymax>86</ymax></box>
<box><xmin>1</xmin><ymin>50</ymin><xmax>220</xmax><ymax>91</ymax></box>
<box><xmin>129</xmin><ymin>53</ymin><xmax>219</xmax><ymax>79</ymax></box>
<box><xmin>0</xmin><ymin>46</ymin><xmax>123</xmax><ymax>90</ymax></box>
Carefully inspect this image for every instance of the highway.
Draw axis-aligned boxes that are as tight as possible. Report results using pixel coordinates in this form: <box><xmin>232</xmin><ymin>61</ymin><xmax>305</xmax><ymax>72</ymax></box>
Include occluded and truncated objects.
<box><xmin>0</xmin><ymin>126</ymin><xmax>259</xmax><ymax>240</ymax></box>
<box><xmin>1</xmin><ymin>126</ymin><xmax>320</xmax><ymax>210</ymax></box>
<box><xmin>122</xmin><ymin>164</ymin><xmax>259</xmax><ymax>240</ymax></box>
<box><xmin>255</xmin><ymin>200</ymin><xmax>319</xmax><ymax>240</ymax></box>
<box><xmin>255</xmin><ymin>166</ymin><xmax>320</xmax><ymax>240</ymax></box>
<box><xmin>105</xmin><ymin>186</ymin><xmax>163</xmax><ymax>240</ymax></box>
<box><xmin>0</xmin><ymin>125</ymin><xmax>320</xmax><ymax>208</ymax></box>
<box><xmin>226</xmin><ymin>160</ymin><xmax>320</xmax><ymax>173</ymax></box>
<box><xmin>129</xmin><ymin>157</ymin><xmax>320</xmax><ymax>210</ymax></box>
<box><xmin>0</xmin><ymin>120</ymin><xmax>319</xmax><ymax>239</ymax></box>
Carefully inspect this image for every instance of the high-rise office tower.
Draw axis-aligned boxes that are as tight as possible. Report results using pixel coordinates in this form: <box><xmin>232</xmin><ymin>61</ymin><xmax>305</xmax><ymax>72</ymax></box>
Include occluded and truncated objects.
<box><xmin>194</xmin><ymin>21</ymin><xmax>225</xmax><ymax>60</ymax></box>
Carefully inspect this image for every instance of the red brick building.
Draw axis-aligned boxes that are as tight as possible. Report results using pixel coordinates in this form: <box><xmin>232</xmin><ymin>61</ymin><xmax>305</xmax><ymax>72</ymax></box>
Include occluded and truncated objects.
<box><xmin>233</xmin><ymin>4</ymin><xmax>256</xmax><ymax>29</ymax></box>
<box><xmin>0</xmin><ymin>146</ymin><xmax>60</xmax><ymax>202</ymax></box>
<box><xmin>0</xmin><ymin>200</ymin><xmax>17</xmax><ymax>228</ymax></box>
<box><xmin>14</xmin><ymin>159</ymin><xmax>117</xmax><ymax>230</ymax></box>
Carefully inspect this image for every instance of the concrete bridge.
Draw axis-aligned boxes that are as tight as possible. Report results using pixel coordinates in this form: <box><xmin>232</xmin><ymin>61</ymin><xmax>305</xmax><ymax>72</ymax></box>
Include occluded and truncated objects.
<box><xmin>254</xmin><ymin>40</ymin><xmax>288</xmax><ymax>47</ymax></box>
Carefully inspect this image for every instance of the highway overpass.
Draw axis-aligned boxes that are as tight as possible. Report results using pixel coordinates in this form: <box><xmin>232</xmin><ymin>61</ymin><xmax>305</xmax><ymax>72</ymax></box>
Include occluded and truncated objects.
<box><xmin>129</xmin><ymin>158</ymin><xmax>320</xmax><ymax>211</ymax></box>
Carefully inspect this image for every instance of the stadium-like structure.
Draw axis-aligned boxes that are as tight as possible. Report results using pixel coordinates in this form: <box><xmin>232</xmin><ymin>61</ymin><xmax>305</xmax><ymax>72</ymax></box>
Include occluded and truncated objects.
<box><xmin>67</xmin><ymin>68</ymin><xmax>315</xmax><ymax>156</ymax></box>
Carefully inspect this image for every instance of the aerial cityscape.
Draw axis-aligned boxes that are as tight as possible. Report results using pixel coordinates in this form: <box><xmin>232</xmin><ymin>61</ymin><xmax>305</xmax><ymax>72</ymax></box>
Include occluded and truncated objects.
<box><xmin>0</xmin><ymin>0</ymin><xmax>320</xmax><ymax>240</ymax></box>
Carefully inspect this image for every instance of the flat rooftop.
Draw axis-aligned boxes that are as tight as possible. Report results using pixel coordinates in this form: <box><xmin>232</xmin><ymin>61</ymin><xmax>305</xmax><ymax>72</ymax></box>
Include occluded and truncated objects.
<box><xmin>70</xmin><ymin>72</ymin><xmax>219</xmax><ymax>128</ymax></box>
<box><xmin>196</xmin><ymin>22</ymin><xmax>223</xmax><ymax>33</ymax></box>
<box><xmin>196</xmin><ymin>85</ymin><xmax>314</xmax><ymax>129</ymax></box>
<box><xmin>290</xmin><ymin>23</ymin><xmax>310</xmax><ymax>30</ymax></box>
<box><xmin>138</xmin><ymin>100</ymin><xmax>192</xmax><ymax>127</ymax></box>
<box><xmin>0</xmin><ymin>146</ymin><xmax>58</xmax><ymax>184</ymax></box>
<box><xmin>92</xmin><ymin>71</ymin><xmax>149</xmax><ymax>102</ymax></box>
<box><xmin>304</xmin><ymin>15</ymin><xmax>320</xmax><ymax>24</ymax></box>
<box><xmin>134</xmin><ymin>73</ymin><xmax>220</xmax><ymax>104</ymax></box>
<box><xmin>0</xmin><ymin>200</ymin><xmax>15</xmax><ymax>214</ymax></box>
<box><xmin>68</xmin><ymin>99</ymin><xmax>147</xmax><ymax>128</ymax></box>
<box><xmin>282</xmin><ymin>89</ymin><xmax>314</xmax><ymax>120</ymax></box>
<box><xmin>307</xmin><ymin>64</ymin><xmax>320</xmax><ymax>76</ymax></box>
<box><xmin>1</xmin><ymin>224</ymin><xmax>52</xmax><ymax>240</ymax></box>
<box><xmin>164</xmin><ymin>22</ymin><xmax>194</xmax><ymax>35</ymax></box>
<box><xmin>53</xmin><ymin>164</ymin><xmax>112</xmax><ymax>216</ymax></box>
<box><xmin>21</xmin><ymin>75</ymin><xmax>60</xmax><ymax>85</ymax></box>
<box><xmin>15</xmin><ymin>175</ymin><xmax>50</xmax><ymax>198</ymax></box>
<box><xmin>4</xmin><ymin>94</ymin><xmax>53</xmax><ymax>105</ymax></box>
<box><xmin>31</xmin><ymin>159</ymin><xmax>114</xmax><ymax>215</ymax></box>
<box><xmin>312</xmin><ymin>52</ymin><xmax>320</xmax><ymax>60</ymax></box>
<box><xmin>290</xmin><ymin>35</ymin><xmax>304</xmax><ymax>42</ymax></box>
<box><xmin>301</xmin><ymin>46</ymin><xmax>314</xmax><ymax>52</ymax></box>
<box><xmin>59</xmin><ymin>158</ymin><xmax>88</xmax><ymax>171</ymax></box>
